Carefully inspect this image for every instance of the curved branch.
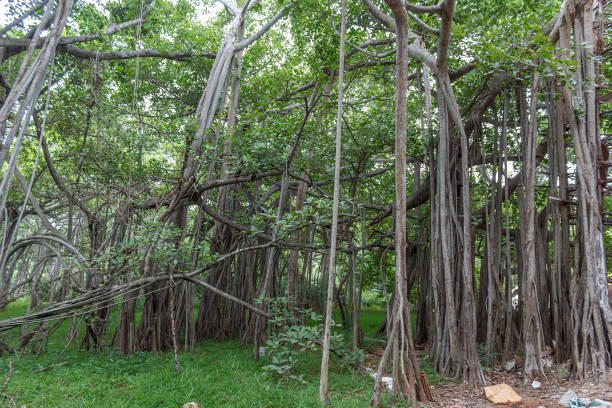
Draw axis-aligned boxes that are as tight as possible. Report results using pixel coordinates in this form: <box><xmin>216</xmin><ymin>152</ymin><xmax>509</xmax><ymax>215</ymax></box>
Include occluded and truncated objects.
<box><xmin>0</xmin><ymin>240</ymin><xmax>275</xmax><ymax>331</ymax></box>
<box><xmin>407</xmin><ymin>10</ymin><xmax>440</xmax><ymax>35</ymax></box>
<box><xmin>218</xmin><ymin>0</ymin><xmax>239</xmax><ymax>16</ymax></box>
<box><xmin>234</xmin><ymin>6</ymin><xmax>288</xmax><ymax>51</ymax></box>
<box><xmin>362</xmin><ymin>0</ymin><xmax>395</xmax><ymax>29</ymax></box>
<box><xmin>10</xmin><ymin>234</ymin><xmax>88</xmax><ymax>266</ymax></box>
<box><xmin>405</xmin><ymin>2</ymin><xmax>442</xmax><ymax>14</ymax></box>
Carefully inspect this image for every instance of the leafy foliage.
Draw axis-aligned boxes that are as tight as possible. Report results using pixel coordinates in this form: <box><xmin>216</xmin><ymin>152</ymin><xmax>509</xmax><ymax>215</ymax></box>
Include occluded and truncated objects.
<box><xmin>258</xmin><ymin>297</ymin><xmax>364</xmax><ymax>382</ymax></box>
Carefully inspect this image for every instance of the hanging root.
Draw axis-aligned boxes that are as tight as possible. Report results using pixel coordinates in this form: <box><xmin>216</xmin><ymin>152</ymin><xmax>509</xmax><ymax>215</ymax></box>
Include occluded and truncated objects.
<box><xmin>169</xmin><ymin>279</ymin><xmax>180</xmax><ymax>375</ymax></box>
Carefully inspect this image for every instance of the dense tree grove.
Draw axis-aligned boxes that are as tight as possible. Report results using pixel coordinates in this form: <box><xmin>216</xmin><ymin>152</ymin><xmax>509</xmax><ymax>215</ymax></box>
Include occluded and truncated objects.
<box><xmin>0</xmin><ymin>0</ymin><xmax>610</xmax><ymax>405</ymax></box>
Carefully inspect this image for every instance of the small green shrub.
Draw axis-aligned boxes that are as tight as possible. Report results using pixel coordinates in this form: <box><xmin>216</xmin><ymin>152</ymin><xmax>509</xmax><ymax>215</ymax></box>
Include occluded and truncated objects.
<box><xmin>476</xmin><ymin>343</ymin><xmax>498</xmax><ymax>367</ymax></box>
<box><xmin>258</xmin><ymin>297</ymin><xmax>364</xmax><ymax>382</ymax></box>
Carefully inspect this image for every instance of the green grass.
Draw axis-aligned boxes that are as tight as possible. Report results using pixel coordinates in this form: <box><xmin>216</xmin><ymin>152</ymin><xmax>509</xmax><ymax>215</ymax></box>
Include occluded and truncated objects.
<box><xmin>357</xmin><ymin>306</ymin><xmax>386</xmax><ymax>338</ymax></box>
<box><xmin>1</xmin><ymin>340</ymin><xmax>404</xmax><ymax>408</ymax></box>
<box><xmin>0</xmin><ymin>301</ymin><xmax>436</xmax><ymax>407</ymax></box>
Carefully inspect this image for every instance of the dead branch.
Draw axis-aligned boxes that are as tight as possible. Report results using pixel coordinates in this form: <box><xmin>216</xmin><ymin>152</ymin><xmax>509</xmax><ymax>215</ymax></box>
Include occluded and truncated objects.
<box><xmin>0</xmin><ymin>361</ymin><xmax>16</xmax><ymax>408</ymax></box>
<box><xmin>33</xmin><ymin>361</ymin><xmax>68</xmax><ymax>373</ymax></box>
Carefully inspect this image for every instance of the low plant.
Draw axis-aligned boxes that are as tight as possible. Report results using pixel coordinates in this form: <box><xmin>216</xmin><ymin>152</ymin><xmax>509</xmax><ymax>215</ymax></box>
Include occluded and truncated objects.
<box><xmin>257</xmin><ymin>297</ymin><xmax>364</xmax><ymax>382</ymax></box>
<box><xmin>476</xmin><ymin>343</ymin><xmax>498</xmax><ymax>368</ymax></box>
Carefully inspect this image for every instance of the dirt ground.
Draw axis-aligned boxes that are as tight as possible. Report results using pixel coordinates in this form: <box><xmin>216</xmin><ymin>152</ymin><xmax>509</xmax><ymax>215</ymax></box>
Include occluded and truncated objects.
<box><xmin>426</xmin><ymin>364</ymin><xmax>612</xmax><ymax>407</ymax></box>
<box><xmin>364</xmin><ymin>348</ymin><xmax>612</xmax><ymax>407</ymax></box>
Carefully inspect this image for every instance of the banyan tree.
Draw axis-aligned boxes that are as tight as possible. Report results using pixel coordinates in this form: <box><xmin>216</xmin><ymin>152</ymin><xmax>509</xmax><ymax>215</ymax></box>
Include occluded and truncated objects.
<box><xmin>0</xmin><ymin>0</ymin><xmax>610</xmax><ymax>405</ymax></box>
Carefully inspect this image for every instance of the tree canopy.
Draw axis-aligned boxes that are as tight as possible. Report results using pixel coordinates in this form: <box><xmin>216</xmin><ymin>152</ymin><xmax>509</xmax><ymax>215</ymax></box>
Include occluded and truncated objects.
<box><xmin>0</xmin><ymin>0</ymin><xmax>611</xmax><ymax>405</ymax></box>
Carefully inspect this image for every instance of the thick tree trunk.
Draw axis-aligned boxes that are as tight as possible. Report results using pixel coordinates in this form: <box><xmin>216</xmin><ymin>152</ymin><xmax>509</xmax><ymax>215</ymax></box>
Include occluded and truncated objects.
<box><xmin>556</xmin><ymin>3</ymin><xmax>612</xmax><ymax>379</ymax></box>
<box><xmin>371</xmin><ymin>2</ymin><xmax>426</xmax><ymax>405</ymax></box>
<box><xmin>501</xmin><ymin>91</ymin><xmax>515</xmax><ymax>362</ymax></box>
<box><xmin>520</xmin><ymin>74</ymin><xmax>545</xmax><ymax>378</ymax></box>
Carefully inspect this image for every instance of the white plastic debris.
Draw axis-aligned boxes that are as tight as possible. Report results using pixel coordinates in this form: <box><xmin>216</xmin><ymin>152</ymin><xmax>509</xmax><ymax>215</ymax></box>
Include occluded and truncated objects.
<box><xmin>543</xmin><ymin>357</ymin><xmax>553</xmax><ymax>369</ymax></box>
<box><xmin>559</xmin><ymin>390</ymin><xmax>579</xmax><ymax>407</ymax></box>
<box><xmin>566</xmin><ymin>399</ymin><xmax>590</xmax><ymax>407</ymax></box>
<box><xmin>531</xmin><ymin>380</ymin><xmax>541</xmax><ymax>389</ymax></box>
<box><xmin>557</xmin><ymin>389</ymin><xmax>610</xmax><ymax>408</ymax></box>
<box><xmin>366</xmin><ymin>368</ymin><xmax>393</xmax><ymax>391</ymax></box>
<box><xmin>258</xmin><ymin>346</ymin><xmax>266</xmax><ymax>358</ymax></box>
<box><xmin>381</xmin><ymin>376</ymin><xmax>393</xmax><ymax>391</ymax></box>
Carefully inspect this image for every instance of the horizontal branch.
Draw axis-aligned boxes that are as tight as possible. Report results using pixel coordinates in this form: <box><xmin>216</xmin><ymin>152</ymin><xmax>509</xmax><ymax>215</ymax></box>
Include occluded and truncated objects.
<box><xmin>405</xmin><ymin>2</ymin><xmax>442</xmax><ymax>14</ymax></box>
<box><xmin>1</xmin><ymin>1</ymin><xmax>156</xmax><ymax>60</ymax></box>
<box><xmin>0</xmin><ymin>240</ymin><xmax>274</xmax><ymax>329</ymax></box>
<box><xmin>289</xmin><ymin>59</ymin><xmax>475</xmax><ymax>97</ymax></box>
<box><xmin>260</xmin><ymin>166</ymin><xmax>393</xmax><ymax>203</ymax></box>
<box><xmin>58</xmin><ymin>44</ymin><xmax>216</xmax><ymax>60</ymax></box>
<box><xmin>195</xmin><ymin>170</ymin><xmax>282</xmax><ymax>195</ymax></box>
<box><xmin>200</xmin><ymin>203</ymin><xmax>320</xmax><ymax>251</ymax></box>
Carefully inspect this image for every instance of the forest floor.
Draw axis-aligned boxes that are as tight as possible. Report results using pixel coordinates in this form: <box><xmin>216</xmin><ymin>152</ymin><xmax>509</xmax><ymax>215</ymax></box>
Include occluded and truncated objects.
<box><xmin>1</xmin><ymin>301</ymin><xmax>611</xmax><ymax>407</ymax></box>
<box><xmin>425</xmin><ymin>365</ymin><xmax>612</xmax><ymax>407</ymax></box>
<box><xmin>363</xmin><ymin>344</ymin><xmax>612</xmax><ymax>408</ymax></box>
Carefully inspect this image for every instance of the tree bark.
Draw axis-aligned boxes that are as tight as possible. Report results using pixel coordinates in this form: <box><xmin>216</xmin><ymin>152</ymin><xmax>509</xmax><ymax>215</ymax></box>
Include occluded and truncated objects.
<box><xmin>320</xmin><ymin>0</ymin><xmax>347</xmax><ymax>402</ymax></box>
<box><xmin>520</xmin><ymin>74</ymin><xmax>545</xmax><ymax>378</ymax></box>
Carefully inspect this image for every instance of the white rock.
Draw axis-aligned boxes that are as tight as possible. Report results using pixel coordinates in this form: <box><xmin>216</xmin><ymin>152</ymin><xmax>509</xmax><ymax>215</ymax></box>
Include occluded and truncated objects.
<box><xmin>559</xmin><ymin>390</ymin><xmax>578</xmax><ymax>407</ymax></box>
<box><xmin>503</xmin><ymin>360</ymin><xmax>516</xmax><ymax>372</ymax></box>
<box><xmin>531</xmin><ymin>380</ymin><xmax>541</xmax><ymax>389</ymax></box>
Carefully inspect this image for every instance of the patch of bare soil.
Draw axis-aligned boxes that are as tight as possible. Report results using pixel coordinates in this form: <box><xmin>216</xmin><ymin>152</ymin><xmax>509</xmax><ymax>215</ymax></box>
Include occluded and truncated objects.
<box><xmin>363</xmin><ymin>348</ymin><xmax>612</xmax><ymax>407</ymax></box>
<box><xmin>425</xmin><ymin>364</ymin><xmax>612</xmax><ymax>407</ymax></box>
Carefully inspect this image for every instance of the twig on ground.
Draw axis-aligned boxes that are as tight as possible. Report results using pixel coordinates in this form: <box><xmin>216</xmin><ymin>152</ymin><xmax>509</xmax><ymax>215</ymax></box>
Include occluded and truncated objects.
<box><xmin>34</xmin><ymin>361</ymin><xmax>69</xmax><ymax>373</ymax></box>
<box><xmin>0</xmin><ymin>361</ymin><xmax>16</xmax><ymax>408</ymax></box>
